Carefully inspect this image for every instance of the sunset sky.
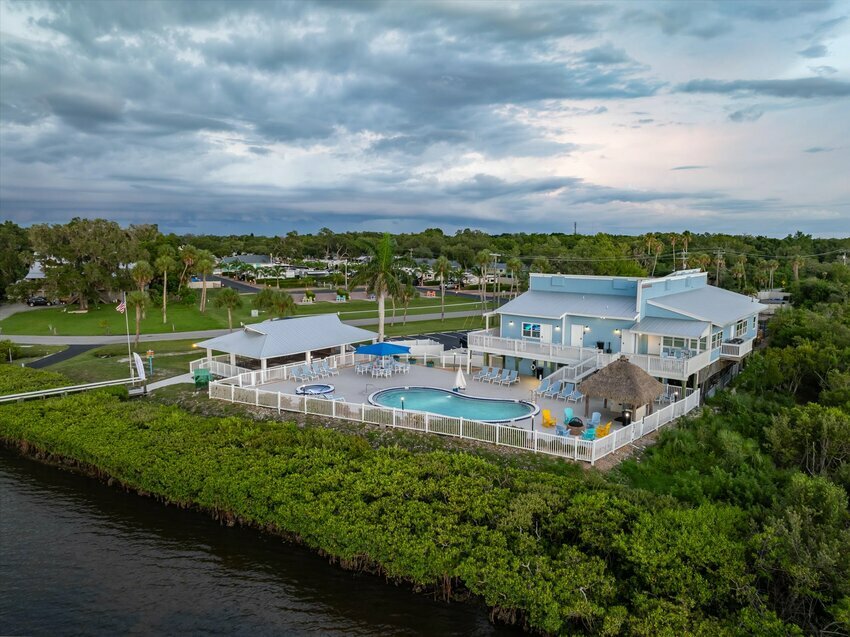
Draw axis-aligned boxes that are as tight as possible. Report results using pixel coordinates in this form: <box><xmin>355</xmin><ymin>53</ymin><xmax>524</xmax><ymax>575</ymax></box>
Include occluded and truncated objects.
<box><xmin>1</xmin><ymin>0</ymin><xmax>849</xmax><ymax>236</ymax></box>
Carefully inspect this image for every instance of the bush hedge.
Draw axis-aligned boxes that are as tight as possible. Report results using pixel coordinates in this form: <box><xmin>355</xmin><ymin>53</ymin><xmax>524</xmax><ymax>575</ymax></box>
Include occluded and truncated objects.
<box><xmin>0</xmin><ymin>365</ymin><xmax>69</xmax><ymax>395</ymax></box>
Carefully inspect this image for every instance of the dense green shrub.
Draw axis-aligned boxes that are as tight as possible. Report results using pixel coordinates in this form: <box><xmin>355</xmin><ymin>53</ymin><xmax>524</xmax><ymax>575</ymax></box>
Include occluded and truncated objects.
<box><xmin>0</xmin><ymin>386</ymin><xmax>796</xmax><ymax>636</ymax></box>
<box><xmin>0</xmin><ymin>365</ymin><xmax>68</xmax><ymax>394</ymax></box>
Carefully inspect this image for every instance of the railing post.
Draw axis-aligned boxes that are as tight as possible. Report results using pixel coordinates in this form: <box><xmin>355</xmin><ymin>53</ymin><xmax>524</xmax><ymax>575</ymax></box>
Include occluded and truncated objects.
<box><xmin>332</xmin><ymin>400</ymin><xmax>336</xmax><ymax>418</ymax></box>
<box><xmin>424</xmin><ymin>413</ymin><xmax>429</xmax><ymax>433</ymax></box>
<box><xmin>230</xmin><ymin>384</ymin><xmax>234</xmax><ymax>402</ymax></box>
<box><xmin>460</xmin><ymin>417</ymin><xmax>464</xmax><ymax>439</ymax></box>
<box><xmin>255</xmin><ymin>389</ymin><xmax>259</xmax><ymax>405</ymax></box>
<box><xmin>393</xmin><ymin>408</ymin><xmax>397</xmax><ymax>428</ymax></box>
<box><xmin>277</xmin><ymin>392</ymin><xmax>281</xmax><ymax>413</ymax></box>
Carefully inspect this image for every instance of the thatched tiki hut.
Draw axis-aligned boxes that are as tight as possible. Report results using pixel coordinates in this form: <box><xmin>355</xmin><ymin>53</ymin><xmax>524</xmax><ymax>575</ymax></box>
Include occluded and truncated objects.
<box><xmin>580</xmin><ymin>355</ymin><xmax>664</xmax><ymax>420</ymax></box>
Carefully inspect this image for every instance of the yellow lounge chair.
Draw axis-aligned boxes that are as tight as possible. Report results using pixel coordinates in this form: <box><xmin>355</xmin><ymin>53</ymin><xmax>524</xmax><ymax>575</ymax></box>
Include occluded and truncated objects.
<box><xmin>595</xmin><ymin>422</ymin><xmax>612</xmax><ymax>438</ymax></box>
<box><xmin>541</xmin><ymin>409</ymin><xmax>557</xmax><ymax>428</ymax></box>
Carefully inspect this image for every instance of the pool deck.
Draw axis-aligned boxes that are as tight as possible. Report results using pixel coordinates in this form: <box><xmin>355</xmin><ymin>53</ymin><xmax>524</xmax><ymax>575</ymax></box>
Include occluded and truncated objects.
<box><xmin>253</xmin><ymin>364</ymin><xmax>626</xmax><ymax>434</ymax></box>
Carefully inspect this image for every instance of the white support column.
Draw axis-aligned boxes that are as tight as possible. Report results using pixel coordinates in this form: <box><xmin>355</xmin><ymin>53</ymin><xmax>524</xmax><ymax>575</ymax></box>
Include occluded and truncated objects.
<box><xmin>466</xmin><ymin>348</ymin><xmax>471</xmax><ymax>374</ymax></box>
<box><xmin>485</xmin><ymin>313</ymin><xmax>490</xmax><ymax>331</ymax></box>
<box><xmin>229</xmin><ymin>352</ymin><xmax>236</xmax><ymax>366</ymax></box>
<box><xmin>206</xmin><ymin>348</ymin><xmax>213</xmax><ymax>363</ymax></box>
<box><xmin>305</xmin><ymin>351</ymin><xmax>312</xmax><ymax>364</ymax></box>
<box><xmin>260</xmin><ymin>358</ymin><xmax>267</xmax><ymax>382</ymax></box>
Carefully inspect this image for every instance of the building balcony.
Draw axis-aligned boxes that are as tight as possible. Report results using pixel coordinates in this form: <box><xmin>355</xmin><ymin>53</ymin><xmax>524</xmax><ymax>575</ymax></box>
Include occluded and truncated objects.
<box><xmin>719</xmin><ymin>338</ymin><xmax>754</xmax><ymax>360</ymax></box>
<box><xmin>467</xmin><ymin>328</ymin><xmax>717</xmax><ymax>381</ymax></box>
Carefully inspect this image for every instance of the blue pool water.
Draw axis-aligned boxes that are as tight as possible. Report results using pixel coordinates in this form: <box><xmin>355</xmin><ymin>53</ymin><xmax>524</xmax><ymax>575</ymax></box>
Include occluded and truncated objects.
<box><xmin>369</xmin><ymin>387</ymin><xmax>537</xmax><ymax>423</ymax></box>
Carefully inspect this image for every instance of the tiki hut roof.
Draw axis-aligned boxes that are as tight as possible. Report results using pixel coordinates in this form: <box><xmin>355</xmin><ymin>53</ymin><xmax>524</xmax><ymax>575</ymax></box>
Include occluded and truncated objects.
<box><xmin>580</xmin><ymin>355</ymin><xmax>664</xmax><ymax>406</ymax></box>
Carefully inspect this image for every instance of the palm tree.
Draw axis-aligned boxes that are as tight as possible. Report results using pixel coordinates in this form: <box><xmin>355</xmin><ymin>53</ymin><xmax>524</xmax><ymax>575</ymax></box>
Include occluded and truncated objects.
<box><xmin>681</xmin><ymin>230</ymin><xmax>693</xmax><ymax>269</ymax></box>
<box><xmin>434</xmin><ymin>255</ymin><xmax>452</xmax><ymax>322</ymax></box>
<box><xmin>195</xmin><ymin>250</ymin><xmax>215</xmax><ymax>313</ymax></box>
<box><xmin>474</xmin><ymin>249</ymin><xmax>491</xmax><ymax>315</ymax></box>
<box><xmin>351</xmin><ymin>233</ymin><xmax>401</xmax><ymax>342</ymax></box>
<box><xmin>649</xmin><ymin>237</ymin><xmax>664</xmax><ymax>276</ymax></box>
<box><xmin>131</xmin><ymin>260</ymin><xmax>153</xmax><ymax>319</ymax></box>
<box><xmin>669</xmin><ymin>233</ymin><xmax>681</xmax><ymax>272</ymax></box>
<box><xmin>767</xmin><ymin>259</ymin><xmax>780</xmax><ymax>289</ymax></box>
<box><xmin>126</xmin><ymin>290</ymin><xmax>149</xmax><ymax>345</ymax></box>
<box><xmin>398</xmin><ymin>283</ymin><xmax>416</xmax><ymax>325</ymax></box>
<box><xmin>506</xmin><ymin>257</ymin><xmax>523</xmax><ymax>298</ymax></box>
<box><xmin>713</xmin><ymin>253</ymin><xmax>726</xmax><ymax>285</ymax></box>
<box><xmin>253</xmin><ymin>288</ymin><xmax>296</xmax><ymax>318</ymax></box>
<box><xmin>177</xmin><ymin>244</ymin><xmax>198</xmax><ymax>289</ymax></box>
<box><xmin>154</xmin><ymin>249</ymin><xmax>176</xmax><ymax>324</ymax></box>
<box><xmin>213</xmin><ymin>287</ymin><xmax>243</xmax><ymax>331</ymax></box>
<box><xmin>732</xmin><ymin>256</ymin><xmax>747</xmax><ymax>290</ymax></box>
<box><xmin>691</xmin><ymin>253</ymin><xmax>711</xmax><ymax>272</ymax></box>
<box><xmin>791</xmin><ymin>255</ymin><xmax>805</xmax><ymax>281</ymax></box>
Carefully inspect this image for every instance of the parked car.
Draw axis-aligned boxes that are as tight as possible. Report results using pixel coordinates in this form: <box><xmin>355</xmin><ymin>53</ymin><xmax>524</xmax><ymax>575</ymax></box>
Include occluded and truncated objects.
<box><xmin>26</xmin><ymin>296</ymin><xmax>53</xmax><ymax>306</ymax></box>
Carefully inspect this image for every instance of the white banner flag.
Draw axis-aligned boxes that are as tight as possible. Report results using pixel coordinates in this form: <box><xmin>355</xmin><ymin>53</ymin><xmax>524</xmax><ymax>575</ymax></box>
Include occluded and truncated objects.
<box><xmin>132</xmin><ymin>352</ymin><xmax>147</xmax><ymax>381</ymax></box>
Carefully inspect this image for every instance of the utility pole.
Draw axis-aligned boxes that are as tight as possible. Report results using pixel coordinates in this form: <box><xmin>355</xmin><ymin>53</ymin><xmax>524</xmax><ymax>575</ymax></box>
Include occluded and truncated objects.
<box><xmin>573</xmin><ymin>221</ymin><xmax>577</xmax><ymax>235</ymax></box>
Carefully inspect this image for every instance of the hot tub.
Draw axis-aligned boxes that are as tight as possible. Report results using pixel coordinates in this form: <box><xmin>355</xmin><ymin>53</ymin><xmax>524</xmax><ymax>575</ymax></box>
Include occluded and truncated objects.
<box><xmin>295</xmin><ymin>384</ymin><xmax>335</xmax><ymax>396</ymax></box>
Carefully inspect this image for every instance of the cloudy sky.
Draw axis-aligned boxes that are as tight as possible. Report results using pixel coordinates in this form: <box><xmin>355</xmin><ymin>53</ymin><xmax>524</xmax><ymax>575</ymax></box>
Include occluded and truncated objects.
<box><xmin>1</xmin><ymin>0</ymin><xmax>849</xmax><ymax>237</ymax></box>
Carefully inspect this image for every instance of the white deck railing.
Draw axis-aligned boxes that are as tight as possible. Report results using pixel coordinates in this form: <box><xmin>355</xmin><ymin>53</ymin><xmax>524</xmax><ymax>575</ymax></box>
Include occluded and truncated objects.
<box><xmin>469</xmin><ymin>328</ymin><xmax>720</xmax><ymax>380</ymax></box>
<box><xmin>208</xmin><ymin>373</ymin><xmax>701</xmax><ymax>465</ymax></box>
<box><xmin>0</xmin><ymin>377</ymin><xmax>137</xmax><ymax>403</ymax></box>
<box><xmin>189</xmin><ymin>354</ymin><xmax>251</xmax><ymax>378</ymax></box>
<box><xmin>720</xmin><ymin>339</ymin><xmax>754</xmax><ymax>359</ymax></box>
<box><xmin>543</xmin><ymin>356</ymin><xmax>599</xmax><ymax>385</ymax></box>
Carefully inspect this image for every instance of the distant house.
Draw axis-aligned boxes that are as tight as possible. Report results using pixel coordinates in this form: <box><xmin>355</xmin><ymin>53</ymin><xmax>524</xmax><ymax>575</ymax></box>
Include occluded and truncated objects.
<box><xmin>219</xmin><ymin>254</ymin><xmax>275</xmax><ymax>268</ymax></box>
<box><xmin>468</xmin><ymin>269</ymin><xmax>765</xmax><ymax>387</ymax></box>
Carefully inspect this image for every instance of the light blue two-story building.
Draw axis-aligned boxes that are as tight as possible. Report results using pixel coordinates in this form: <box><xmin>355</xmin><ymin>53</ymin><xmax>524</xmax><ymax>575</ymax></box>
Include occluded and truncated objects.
<box><xmin>467</xmin><ymin>270</ymin><xmax>765</xmax><ymax>387</ymax></box>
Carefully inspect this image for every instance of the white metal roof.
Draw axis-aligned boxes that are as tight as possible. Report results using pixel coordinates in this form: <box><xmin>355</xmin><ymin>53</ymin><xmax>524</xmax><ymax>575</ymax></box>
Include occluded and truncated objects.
<box><xmin>196</xmin><ymin>314</ymin><xmax>377</xmax><ymax>359</ymax></box>
<box><xmin>496</xmin><ymin>291</ymin><xmax>638</xmax><ymax>320</ymax></box>
<box><xmin>647</xmin><ymin>286</ymin><xmax>767</xmax><ymax>326</ymax></box>
<box><xmin>630</xmin><ymin>317</ymin><xmax>710</xmax><ymax>338</ymax></box>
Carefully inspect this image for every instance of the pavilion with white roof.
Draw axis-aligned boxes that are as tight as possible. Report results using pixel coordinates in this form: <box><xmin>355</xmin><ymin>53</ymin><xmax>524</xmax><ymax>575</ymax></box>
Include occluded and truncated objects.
<box><xmin>195</xmin><ymin>314</ymin><xmax>377</xmax><ymax>372</ymax></box>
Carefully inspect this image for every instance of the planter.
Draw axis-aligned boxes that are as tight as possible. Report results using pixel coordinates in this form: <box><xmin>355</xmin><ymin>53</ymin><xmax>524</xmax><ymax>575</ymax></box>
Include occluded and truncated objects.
<box><xmin>426</xmin><ymin>361</ymin><xmax>435</xmax><ymax>368</ymax></box>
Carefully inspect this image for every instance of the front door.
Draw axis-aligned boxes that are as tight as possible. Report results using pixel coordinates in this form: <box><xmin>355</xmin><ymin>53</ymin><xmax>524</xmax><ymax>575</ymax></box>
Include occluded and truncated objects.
<box><xmin>570</xmin><ymin>324</ymin><xmax>584</xmax><ymax>347</ymax></box>
<box><xmin>540</xmin><ymin>324</ymin><xmax>553</xmax><ymax>343</ymax></box>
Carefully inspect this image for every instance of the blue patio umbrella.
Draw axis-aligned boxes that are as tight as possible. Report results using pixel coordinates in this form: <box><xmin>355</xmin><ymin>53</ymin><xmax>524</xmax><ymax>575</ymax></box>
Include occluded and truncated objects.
<box><xmin>355</xmin><ymin>342</ymin><xmax>411</xmax><ymax>357</ymax></box>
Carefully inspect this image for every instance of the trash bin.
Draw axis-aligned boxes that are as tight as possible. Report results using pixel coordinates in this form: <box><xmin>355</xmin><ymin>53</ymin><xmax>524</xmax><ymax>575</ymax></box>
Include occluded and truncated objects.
<box><xmin>193</xmin><ymin>369</ymin><xmax>211</xmax><ymax>389</ymax></box>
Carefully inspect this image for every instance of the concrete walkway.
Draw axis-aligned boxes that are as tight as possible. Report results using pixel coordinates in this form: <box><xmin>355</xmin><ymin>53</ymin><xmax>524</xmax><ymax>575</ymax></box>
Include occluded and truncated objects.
<box><xmin>2</xmin><ymin>310</ymin><xmax>483</xmax><ymax>345</ymax></box>
<box><xmin>147</xmin><ymin>373</ymin><xmax>194</xmax><ymax>391</ymax></box>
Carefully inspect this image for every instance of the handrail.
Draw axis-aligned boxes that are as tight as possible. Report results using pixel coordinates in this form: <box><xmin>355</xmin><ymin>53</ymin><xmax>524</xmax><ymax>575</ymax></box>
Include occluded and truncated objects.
<box><xmin>0</xmin><ymin>377</ymin><xmax>137</xmax><ymax>403</ymax></box>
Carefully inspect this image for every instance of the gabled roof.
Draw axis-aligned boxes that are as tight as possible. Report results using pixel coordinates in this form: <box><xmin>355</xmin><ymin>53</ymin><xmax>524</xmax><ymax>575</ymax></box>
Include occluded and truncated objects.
<box><xmin>196</xmin><ymin>314</ymin><xmax>376</xmax><ymax>359</ymax></box>
<box><xmin>496</xmin><ymin>290</ymin><xmax>638</xmax><ymax>320</ymax></box>
<box><xmin>630</xmin><ymin>317</ymin><xmax>710</xmax><ymax>339</ymax></box>
<box><xmin>647</xmin><ymin>286</ymin><xmax>767</xmax><ymax>326</ymax></box>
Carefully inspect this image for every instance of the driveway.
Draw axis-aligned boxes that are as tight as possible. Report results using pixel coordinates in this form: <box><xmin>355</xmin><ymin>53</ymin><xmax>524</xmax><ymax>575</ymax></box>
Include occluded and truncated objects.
<box><xmin>0</xmin><ymin>302</ymin><xmax>55</xmax><ymax>322</ymax></box>
<box><xmin>26</xmin><ymin>344</ymin><xmax>99</xmax><ymax>368</ymax></box>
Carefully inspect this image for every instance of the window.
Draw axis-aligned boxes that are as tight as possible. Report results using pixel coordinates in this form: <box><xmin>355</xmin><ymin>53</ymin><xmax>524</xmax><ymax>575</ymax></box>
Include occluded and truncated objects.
<box><xmin>734</xmin><ymin>319</ymin><xmax>748</xmax><ymax>337</ymax></box>
<box><xmin>522</xmin><ymin>322</ymin><xmax>542</xmax><ymax>339</ymax></box>
<box><xmin>752</xmin><ymin>316</ymin><xmax>757</xmax><ymax>330</ymax></box>
<box><xmin>711</xmin><ymin>331</ymin><xmax>723</xmax><ymax>349</ymax></box>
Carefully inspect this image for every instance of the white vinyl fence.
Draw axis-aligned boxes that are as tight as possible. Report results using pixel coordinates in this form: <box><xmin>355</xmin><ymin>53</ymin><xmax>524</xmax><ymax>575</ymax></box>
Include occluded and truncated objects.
<box><xmin>208</xmin><ymin>371</ymin><xmax>701</xmax><ymax>465</ymax></box>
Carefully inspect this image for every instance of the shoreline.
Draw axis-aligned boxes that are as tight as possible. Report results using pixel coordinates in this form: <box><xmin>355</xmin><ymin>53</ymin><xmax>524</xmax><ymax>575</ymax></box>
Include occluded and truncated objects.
<box><xmin>0</xmin><ymin>436</ymin><xmax>517</xmax><ymax>629</ymax></box>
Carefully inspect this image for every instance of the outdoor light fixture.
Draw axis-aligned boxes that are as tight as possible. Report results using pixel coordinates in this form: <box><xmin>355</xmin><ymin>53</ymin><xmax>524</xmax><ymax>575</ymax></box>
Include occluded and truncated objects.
<box><xmin>555</xmin><ymin>326</ymin><xmax>561</xmax><ymax>331</ymax></box>
<box><xmin>509</xmin><ymin>321</ymin><xmax>514</xmax><ymax>326</ymax></box>
<box><xmin>583</xmin><ymin>325</ymin><xmax>591</xmax><ymax>332</ymax></box>
<box><xmin>613</xmin><ymin>329</ymin><xmax>621</xmax><ymax>335</ymax></box>
<box><xmin>400</xmin><ymin>396</ymin><xmax>405</xmax><ymax>411</ymax></box>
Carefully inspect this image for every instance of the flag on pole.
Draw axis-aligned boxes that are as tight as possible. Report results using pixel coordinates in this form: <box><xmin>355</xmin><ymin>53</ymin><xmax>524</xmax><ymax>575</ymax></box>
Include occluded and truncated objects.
<box><xmin>116</xmin><ymin>299</ymin><xmax>126</xmax><ymax>314</ymax></box>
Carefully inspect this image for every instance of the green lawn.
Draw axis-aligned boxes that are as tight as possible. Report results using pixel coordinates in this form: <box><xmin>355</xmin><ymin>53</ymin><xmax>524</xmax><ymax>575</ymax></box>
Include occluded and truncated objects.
<box><xmin>368</xmin><ymin>315</ymin><xmax>492</xmax><ymax>337</ymax></box>
<box><xmin>49</xmin><ymin>339</ymin><xmax>201</xmax><ymax>384</ymax></box>
<box><xmin>0</xmin><ymin>290</ymin><xmax>485</xmax><ymax>336</ymax></box>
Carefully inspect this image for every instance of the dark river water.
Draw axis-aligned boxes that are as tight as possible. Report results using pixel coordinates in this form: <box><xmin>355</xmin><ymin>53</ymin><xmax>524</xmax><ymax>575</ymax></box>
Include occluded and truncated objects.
<box><xmin>0</xmin><ymin>449</ymin><xmax>517</xmax><ymax>636</ymax></box>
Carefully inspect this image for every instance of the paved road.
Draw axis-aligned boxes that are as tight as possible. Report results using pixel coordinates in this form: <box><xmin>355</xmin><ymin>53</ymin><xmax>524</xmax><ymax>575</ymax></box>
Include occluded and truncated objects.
<box><xmin>2</xmin><ymin>310</ymin><xmax>484</xmax><ymax>345</ymax></box>
<box><xmin>26</xmin><ymin>344</ymin><xmax>99</xmax><ymax>368</ymax></box>
<box><xmin>0</xmin><ymin>303</ymin><xmax>56</xmax><ymax>321</ymax></box>
<box><xmin>211</xmin><ymin>275</ymin><xmax>262</xmax><ymax>293</ymax></box>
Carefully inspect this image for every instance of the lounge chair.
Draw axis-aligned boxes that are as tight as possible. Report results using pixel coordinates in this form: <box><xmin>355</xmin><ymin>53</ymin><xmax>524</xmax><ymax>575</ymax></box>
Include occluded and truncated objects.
<box><xmin>565</xmin><ymin>386</ymin><xmax>584</xmax><ymax>404</ymax></box>
<box><xmin>542</xmin><ymin>380</ymin><xmax>563</xmax><ymax>398</ymax></box>
<box><xmin>473</xmin><ymin>366</ymin><xmax>491</xmax><ymax>381</ymax></box>
<box><xmin>563</xmin><ymin>407</ymin><xmax>574</xmax><ymax>424</ymax></box>
<box><xmin>312</xmin><ymin>362</ymin><xmax>329</xmax><ymax>378</ymax></box>
<box><xmin>492</xmin><ymin>369</ymin><xmax>511</xmax><ymax>384</ymax></box>
<box><xmin>590</xmin><ymin>412</ymin><xmax>601</xmax><ymax>427</ymax></box>
<box><xmin>554</xmin><ymin>382</ymin><xmax>575</xmax><ymax>401</ymax></box>
<box><xmin>499</xmin><ymin>370</ymin><xmax>518</xmax><ymax>385</ymax></box>
<box><xmin>292</xmin><ymin>365</ymin><xmax>309</xmax><ymax>381</ymax></box>
<box><xmin>533</xmin><ymin>378</ymin><xmax>551</xmax><ymax>397</ymax></box>
<box><xmin>483</xmin><ymin>368</ymin><xmax>502</xmax><ymax>383</ymax></box>
<box><xmin>322</xmin><ymin>360</ymin><xmax>339</xmax><ymax>376</ymax></box>
<box><xmin>595</xmin><ymin>422</ymin><xmax>612</xmax><ymax>438</ymax></box>
<box><xmin>541</xmin><ymin>409</ymin><xmax>556</xmax><ymax>428</ymax></box>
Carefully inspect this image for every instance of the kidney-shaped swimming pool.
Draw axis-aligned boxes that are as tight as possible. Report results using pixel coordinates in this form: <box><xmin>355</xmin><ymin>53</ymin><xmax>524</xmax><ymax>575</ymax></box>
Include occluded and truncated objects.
<box><xmin>368</xmin><ymin>386</ymin><xmax>538</xmax><ymax>424</ymax></box>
